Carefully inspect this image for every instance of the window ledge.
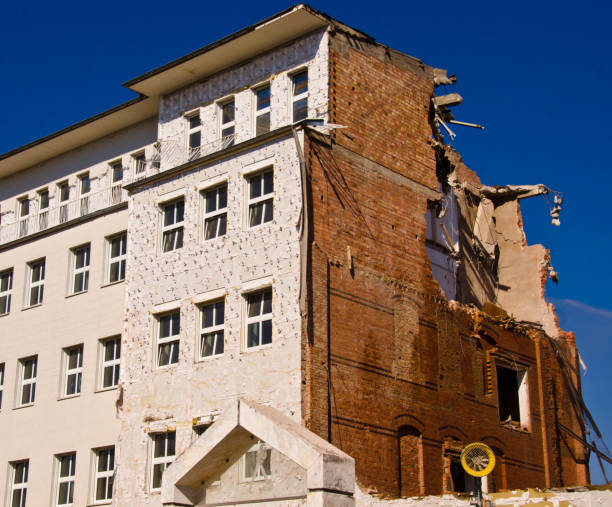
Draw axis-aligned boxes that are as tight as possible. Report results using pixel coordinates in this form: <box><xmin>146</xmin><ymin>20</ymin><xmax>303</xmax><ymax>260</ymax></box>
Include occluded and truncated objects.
<box><xmin>499</xmin><ymin>422</ymin><xmax>530</xmax><ymax>433</ymax></box>
<box><xmin>94</xmin><ymin>386</ymin><xmax>119</xmax><ymax>394</ymax></box>
<box><xmin>155</xmin><ymin>363</ymin><xmax>180</xmax><ymax>371</ymax></box>
<box><xmin>87</xmin><ymin>502</ymin><xmax>112</xmax><ymax>506</ymax></box>
<box><xmin>58</xmin><ymin>394</ymin><xmax>81</xmax><ymax>401</ymax></box>
<box><xmin>101</xmin><ymin>279</ymin><xmax>125</xmax><ymax>289</ymax></box>
<box><xmin>196</xmin><ymin>353</ymin><xmax>224</xmax><ymax>363</ymax></box>
<box><xmin>242</xmin><ymin>343</ymin><xmax>273</xmax><ymax>353</ymax></box>
<box><xmin>22</xmin><ymin>303</ymin><xmax>42</xmax><ymax>311</ymax></box>
<box><xmin>13</xmin><ymin>403</ymin><xmax>35</xmax><ymax>410</ymax></box>
<box><xmin>65</xmin><ymin>290</ymin><xmax>88</xmax><ymax>299</ymax></box>
<box><xmin>0</xmin><ymin>312</ymin><xmax>9</xmax><ymax>318</ymax></box>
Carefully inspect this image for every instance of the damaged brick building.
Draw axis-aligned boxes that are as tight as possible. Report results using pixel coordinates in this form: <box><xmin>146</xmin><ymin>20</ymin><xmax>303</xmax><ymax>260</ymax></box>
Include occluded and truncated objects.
<box><xmin>0</xmin><ymin>4</ymin><xmax>592</xmax><ymax>506</ymax></box>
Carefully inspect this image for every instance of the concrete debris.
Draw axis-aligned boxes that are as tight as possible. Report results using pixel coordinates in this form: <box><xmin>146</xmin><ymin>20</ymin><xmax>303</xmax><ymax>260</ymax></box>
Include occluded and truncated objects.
<box><xmin>432</xmin><ymin>93</ymin><xmax>464</xmax><ymax>108</ymax></box>
<box><xmin>433</xmin><ymin>68</ymin><xmax>457</xmax><ymax>86</ymax></box>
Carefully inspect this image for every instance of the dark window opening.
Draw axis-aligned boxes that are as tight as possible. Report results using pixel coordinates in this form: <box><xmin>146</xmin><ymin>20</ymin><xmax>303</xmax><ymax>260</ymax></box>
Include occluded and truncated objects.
<box><xmin>450</xmin><ymin>456</ymin><xmax>477</xmax><ymax>494</ymax></box>
<box><xmin>497</xmin><ymin>365</ymin><xmax>521</xmax><ymax>423</ymax></box>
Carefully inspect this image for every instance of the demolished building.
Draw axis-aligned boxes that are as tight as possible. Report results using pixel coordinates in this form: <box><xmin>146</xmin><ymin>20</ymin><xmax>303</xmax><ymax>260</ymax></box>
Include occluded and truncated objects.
<box><xmin>0</xmin><ymin>5</ymin><xmax>597</xmax><ymax>506</ymax></box>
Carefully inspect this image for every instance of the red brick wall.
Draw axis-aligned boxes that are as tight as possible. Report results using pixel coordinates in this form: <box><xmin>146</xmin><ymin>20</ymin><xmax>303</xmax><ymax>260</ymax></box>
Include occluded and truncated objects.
<box><xmin>300</xmin><ymin>30</ymin><xmax>587</xmax><ymax>498</ymax></box>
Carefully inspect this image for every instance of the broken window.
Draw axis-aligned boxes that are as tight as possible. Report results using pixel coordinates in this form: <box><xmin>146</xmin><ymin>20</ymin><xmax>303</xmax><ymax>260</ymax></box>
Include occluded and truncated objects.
<box><xmin>496</xmin><ymin>365</ymin><xmax>530</xmax><ymax>429</ymax></box>
<box><xmin>243</xmin><ymin>440</ymin><xmax>271</xmax><ymax>481</ymax></box>
<box><xmin>449</xmin><ymin>454</ymin><xmax>477</xmax><ymax>494</ymax></box>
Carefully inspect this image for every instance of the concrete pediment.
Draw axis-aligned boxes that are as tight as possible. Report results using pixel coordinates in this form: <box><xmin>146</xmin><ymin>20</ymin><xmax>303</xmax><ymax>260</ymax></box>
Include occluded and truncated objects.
<box><xmin>161</xmin><ymin>399</ymin><xmax>355</xmax><ymax>506</ymax></box>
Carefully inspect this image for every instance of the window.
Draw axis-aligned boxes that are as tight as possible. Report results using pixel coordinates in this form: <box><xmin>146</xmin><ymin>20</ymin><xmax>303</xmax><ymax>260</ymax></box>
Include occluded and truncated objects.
<box><xmin>55</xmin><ymin>453</ymin><xmax>76</xmax><ymax>506</ymax></box>
<box><xmin>243</xmin><ymin>441</ymin><xmax>271</xmax><ymax>481</ymax></box>
<box><xmin>254</xmin><ymin>84</ymin><xmax>271</xmax><ymax>136</ymax></box>
<box><xmin>38</xmin><ymin>189</ymin><xmax>49</xmax><ymax>230</ymax></box>
<box><xmin>18</xmin><ymin>356</ymin><xmax>37</xmax><ymax>407</ymax></box>
<box><xmin>150</xmin><ymin>432</ymin><xmax>175</xmax><ymax>491</ymax></box>
<box><xmin>79</xmin><ymin>173</ymin><xmax>91</xmax><ymax>216</ymax></box>
<box><xmin>291</xmin><ymin>69</ymin><xmax>308</xmax><ymax>122</ymax></box>
<box><xmin>70</xmin><ymin>244</ymin><xmax>90</xmax><ymax>294</ymax></box>
<box><xmin>0</xmin><ymin>268</ymin><xmax>13</xmax><ymax>315</ymax></box>
<box><xmin>202</xmin><ymin>185</ymin><xmax>227</xmax><ymax>240</ymax></box>
<box><xmin>26</xmin><ymin>259</ymin><xmax>45</xmax><ymax>307</ymax></box>
<box><xmin>161</xmin><ymin>199</ymin><xmax>184</xmax><ymax>253</ymax></box>
<box><xmin>156</xmin><ymin>311</ymin><xmax>180</xmax><ymax>367</ymax></box>
<box><xmin>0</xmin><ymin>363</ymin><xmax>4</xmax><ymax>409</ymax></box>
<box><xmin>219</xmin><ymin>99</ymin><xmax>235</xmax><ymax>147</ymax></box>
<box><xmin>58</xmin><ymin>181</ymin><xmax>70</xmax><ymax>224</ymax></box>
<box><xmin>186</xmin><ymin>112</ymin><xmax>202</xmax><ymax>160</ymax></box>
<box><xmin>133</xmin><ymin>152</ymin><xmax>146</xmax><ymax>175</ymax></box>
<box><xmin>93</xmin><ymin>447</ymin><xmax>114</xmax><ymax>503</ymax></box>
<box><xmin>497</xmin><ymin>365</ymin><xmax>530</xmax><ymax>429</ymax></box>
<box><xmin>99</xmin><ymin>337</ymin><xmax>121</xmax><ymax>389</ymax></box>
<box><xmin>107</xmin><ymin>232</ymin><xmax>127</xmax><ymax>283</ymax></box>
<box><xmin>9</xmin><ymin>460</ymin><xmax>28</xmax><ymax>507</ymax></box>
<box><xmin>63</xmin><ymin>345</ymin><xmax>83</xmax><ymax>397</ymax></box>
<box><xmin>245</xmin><ymin>289</ymin><xmax>272</xmax><ymax>348</ymax></box>
<box><xmin>110</xmin><ymin>161</ymin><xmax>123</xmax><ymax>204</ymax></box>
<box><xmin>247</xmin><ymin>169</ymin><xmax>273</xmax><ymax>227</ymax></box>
<box><xmin>18</xmin><ymin>197</ymin><xmax>29</xmax><ymax>237</ymax></box>
<box><xmin>200</xmin><ymin>300</ymin><xmax>224</xmax><ymax>358</ymax></box>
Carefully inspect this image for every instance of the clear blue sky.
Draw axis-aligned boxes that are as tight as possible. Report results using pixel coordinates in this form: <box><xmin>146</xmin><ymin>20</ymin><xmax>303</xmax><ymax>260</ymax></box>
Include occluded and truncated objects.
<box><xmin>2</xmin><ymin>0</ymin><xmax>610</xmax><ymax>485</ymax></box>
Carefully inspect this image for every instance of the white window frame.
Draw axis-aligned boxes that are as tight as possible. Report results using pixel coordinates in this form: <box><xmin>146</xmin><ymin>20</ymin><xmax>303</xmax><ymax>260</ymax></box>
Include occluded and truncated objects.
<box><xmin>253</xmin><ymin>83</ymin><xmax>271</xmax><ymax>136</ymax></box>
<box><xmin>218</xmin><ymin>98</ymin><xmax>235</xmax><ymax>146</ymax></box>
<box><xmin>92</xmin><ymin>446</ymin><xmax>114</xmax><ymax>504</ymax></box>
<box><xmin>62</xmin><ymin>345</ymin><xmax>83</xmax><ymax>398</ymax></box>
<box><xmin>55</xmin><ymin>453</ymin><xmax>76</xmax><ymax>506</ymax></box>
<box><xmin>0</xmin><ymin>268</ymin><xmax>13</xmax><ymax>315</ymax></box>
<box><xmin>149</xmin><ymin>431</ymin><xmax>176</xmax><ymax>492</ymax></box>
<box><xmin>38</xmin><ymin>188</ymin><xmax>50</xmax><ymax>230</ymax></box>
<box><xmin>186</xmin><ymin>111</ymin><xmax>202</xmax><ymax>160</ymax></box>
<box><xmin>8</xmin><ymin>460</ymin><xmax>29</xmax><ymax>507</ymax></box>
<box><xmin>70</xmin><ymin>244</ymin><xmax>90</xmax><ymax>295</ymax></box>
<box><xmin>132</xmin><ymin>151</ymin><xmax>146</xmax><ymax>175</ymax></box>
<box><xmin>110</xmin><ymin>160</ymin><xmax>124</xmax><ymax>204</ymax></box>
<box><xmin>160</xmin><ymin>198</ymin><xmax>185</xmax><ymax>253</ymax></box>
<box><xmin>496</xmin><ymin>363</ymin><xmax>531</xmax><ymax>431</ymax></box>
<box><xmin>244</xmin><ymin>288</ymin><xmax>273</xmax><ymax>349</ymax></box>
<box><xmin>17</xmin><ymin>356</ymin><xmax>37</xmax><ymax>407</ymax></box>
<box><xmin>199</xmin><ymin>299</ymin><xmax>225</xmax><ymax>359</ymax></box>
<box><xmin>106</xmin><ymin>232</ymin><xmax>127</xmax><ymax>284</ymax></box>
<box><xmin>78</xmin><ymin>172</ymin><xmax>91</xmax><ymax>216</ymax></box>
<box><xmin>155</xmin><ymin>310</ymin><xmax>180</xmax><ymax>368</ymax></box>
<box><xmin>17</xmin><ymin>196</ymin><xmax>30</xmax><ymax>238</ymax></box>
<box><xmin>242</xmin><ymin>440</ymin><xmax>272</xmax><ymax>482</ymax></box>
<box><xmin>0</xmin><ymin>362</ymin><xmax>4</xmax><ymax>410</ymax></box>
<box><xmin>25</xmin><ymin>259</ymin><xmax>45</xmax><ymax>307</ymax></box>
<box><xmin>58</xmin><ymin>181</ymin><xmax>70</xmax><ymax>224</ymax></box>
<box><xmin>290</xmin><ymin>68</ymin><xmax>308</xmax><ymax>122</ymax></box>
<box><xmin>246</xmin><ymin>168</ymin><xmax>274</xmax><ymax>229</ymax></box>
<box><xmin>201</xmin><ymin>184</ymin><xmax>228</xmax><ymax>241</ymax></box>
<box><xmin>99</xmin><ymin>336</ymin><xmax>121</xmax><ymax>390</ymax></box>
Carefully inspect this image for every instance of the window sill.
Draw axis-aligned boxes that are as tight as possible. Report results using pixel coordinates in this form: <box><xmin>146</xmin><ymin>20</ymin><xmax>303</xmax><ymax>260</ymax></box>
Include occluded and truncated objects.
<box><xmin>65</xmin><ymin>290</ymin><xmax>88</xmax><ymax>299</ymax></box>
<box><xmin>0</xmin><ymin>312</ymin><xmax>9</xmax><ymax>318</ymax></box>
<box><xmin>242</xmin><ymin>343</ymin><xmax>273</xmax><ymax>353</ymax></box>
<box><xmin>13</xmin><ymin>403</ymin><xmax>35</xmax><ymax>410</ymax></box>
<box><xmin>94</xmin><ymin>386</ymin><xmax>119</xmax><ymax>394</ymax></box>
<box><xmin>155</xmin><ymin>363</ymin><xmax>180</xmax><ymax>371</ymax></box>
<box><xmin>58</xmin><ymin>393</ymin><xmax>81</xmax><ymax>401</ymax></box>
<box><xmin>87</xmin><ymin>501</ymin><xmax>112</xmax><ymax>506</ymax></box>
<box><xmin>196</xmin><ymin>353</ymin><xmax>224</xmax><ymax>362</ymax></box>
<box><xmin>22</xmin><ymin>303</ymin><xmax>42</xmax><ymax>311</ymax></box>
<box><xmin>101</xmin><ymin>279</ymin><xmax>125</xmax><ymax>288</ymax></box>
<box><xmin>499</xmin><ymin>421</ymin><xmax>530</xmax><ymax>433</ymax></box>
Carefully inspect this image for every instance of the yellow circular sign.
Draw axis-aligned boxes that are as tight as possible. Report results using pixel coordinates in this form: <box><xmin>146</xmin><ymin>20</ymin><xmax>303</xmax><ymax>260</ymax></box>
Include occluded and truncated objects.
<box><xmin>461</xmin><ymin>443</ymin><xmax>496</xmax><ymax>477</ymax></box>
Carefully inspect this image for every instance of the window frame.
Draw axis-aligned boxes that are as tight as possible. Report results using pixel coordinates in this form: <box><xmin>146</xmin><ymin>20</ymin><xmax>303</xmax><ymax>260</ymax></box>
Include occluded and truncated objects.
<box><xmin>109</xmin><ymin>160</ymin><xmax>124</xmax><ymax>204</ymax></box>
<box><xmin>245</xmin><ymin>168</ymin><xmax>274</xmax><ymax>229</ymax></box>
<box><xmin>149</xmin><ymin>431</ymin><xmax>176</xmax><ymax>492</ymax></box>
<box><xmin>91</xmin><ymin>446</ymin><xmax>114</xmax><ymax>504</ymax></box>
<box><xmin>155</xmin><ymin>310</ymin><xmax>181</xmax><ymax>368</ymax></box>
<box><xmin>25</xmin><ymin>258</ymin><xmax>45</xmax><ymax>308</ymax></box>
<box><xmin>186</xmin><ymin>110</ymin><xmax>202</xmax><ymax>160</ymax></box>
<box><xmin>8</xmin><ymin>459</ymin><xmax>29</xmax><ymax>507</ymax></box>
<box><xmin>218</xmin><ymin>98</ymin><xmax>235</xmax><ymax>147</ymax></box>
<box><xmin>0</xmin><ymin>362</ymin><xmax>4</xmax><ymax>410</ymax></box>
<box><xmin>243</xmin><ymin>288</ymin><xmax>273</xmax><ymax>350</ymax></box>
<box><xmin>98</xmin><ymin>336</ymin><xmax>121</xmax><ymax>391</ymax></box>
<box><xmin>201</xmin><ymin>183</ymin><xmax>228</xmax><ymax>241</ymax></box>
<box><xmin>0</xmin><ymin>268</ymin><xmax>13</xmax><ymax>315</ymax></box>
<box><xmin>17</xmin><ymin>196</ymin><xmax>30</xmax><ymax>237</ymax></box>
<box><xmin>69</xmin><ymin>244</ymin><xmax>91</xmax><ymax>295</ymax></box>
<box><xmin>132</xmin><ymin>151</ymin><xmax>146</xmax><ymax>175</ymax></box>
<box><xmin>58</xmin><ymin>181</ymin><xmax>70</xmax><ymax>224</ymax></box>
<box><xmin>17</xmin><ymin>356</ymin><xmax>37</xmax><ymax>408</ymax></box>
<box><xmin>38</xmin><ymin>188</ymin><xmax>50</xmax><ymax>230</ymax></box>
<box><xmin>290</xmin><ymin>68</ymin><xmax>309</xmax><ymax>122</ymax></box>
<box><xmin>253</xmin><ymin>83</ymin><xmax>271</xmax><ymax>136</ymax></box>
<box><xmin>62</xmin><ymin>344</ymin><xmax>84</xmax><ymax>398</ymax></box>
<box><xmin>54</xmin><ymin>452</ymin><xmax>76</xmax><ymax>507</ymax></box>
<box><xmin>78</xmin><ymin>172</ymin><xmax>91</xmax><ymax>216</ymax></box>
<box><xmin>106</xmin><ymin>232</ymin><xmax>127</xmax><ymax>285</ymax></box>
<box><xmin>198</xmin><ymin>299</ymin><xmax>225</xmax><ymax>360</ymax></box>
<box><xmin>496</xmin><ymin>362</ymin><xmax>531</xmax><ymax>431</ymax></box>
<box><xmin>160</xmin><ymin>198</ymin><xmax>185</xmax><ymax>254</ymax></box>
<box><xmin>242</xmin><ymin>440</ymin><xmax>272</xmax><ymax>482</ymax></box>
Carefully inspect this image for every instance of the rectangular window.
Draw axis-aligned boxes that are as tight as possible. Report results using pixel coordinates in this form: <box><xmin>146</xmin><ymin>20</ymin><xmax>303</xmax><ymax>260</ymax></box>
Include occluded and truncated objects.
<box><xmin>93</xmin><ymin>447</ymin><xmax>114</xmax><ymax>503</ymax></box>
<box><xmin>0</xmin><ymin>363</ymin><xmax>4</xmax><ymax>409</ymax></box>
<box><xmin>156</xmin><ymin>311</ymin><xmax>180</xmax><ymax>367</ymax></box>
<box><xmin>38</xmin><ymin>189</ymin><xmax>49</xmax><ymax>230</ymax></box>
<box><xmin>202</xmin><ymin>185</ymin><xmax>227</xmax><ymax>240</ymax></box>
<box><xmin>58</xmin><ymin>181</ymin><xmax>70</xmax><ymax>224</ymax></box>
<box><xmin>9</xmin><ymin>460</ymin><xmax>28</xmax><ymax>507</ymax></box>
<box><xmin>100</xmin><ymin>337</ymin><xmax>121</xmax><ymax>389</ymax></box>
<box><xmin>291</xmin><ymin>69</ymin><xmax>308</xmax><ymax>122</ymax></box>
<box><xmin>243</xmin><ymin>441</ymin><xmax>271</xmax><ymax>481</ymax></box>
<box><xmin>63</xmin><ymin>345</ymin><xmax>83</xmax><ymax>397</ymax></box>
<box><xmin>0</xmin><ymin>268</ymin><xmax>13</xmax><ymax>315</ymax></box>
<box><xmin>187</xmin><ymin>113</ymin><xmax>202</xmax><ymax>160</ymax></box>
<box><xmin>107</xmin><ymin>232</ymin><xmax>127</xmax><ymax>283</ymax></box>
<box><xmin>200</xmin><ymin>300</ymin><xmax>224</xmax><ymax>358</ymax></box>
<box><xmin>254</xmin><ymin>84</ymin><xmax>271</xmax><ymax>136</ymax></box>
<box><xmin>110</xmin><ymin>161</ymin><xmax>123</xmax><ymax>204</ymax></box>
<box><xmin>150</xmin><ymin>432</ymin><xmax>175</xmax><ymax>491</ymax></box>
<box><xmin>79</xmin><ymin>173</ymin><xmax>91</xmax><ymax>216</ymax></box>
<box><xmin>497</xmin><ymin>365</ymin><xmax>530</xmax><ymax>428</ymax></box>
<box><xmin>245</xmin><ymin>289</ymin><xmax>272</xmax><ymax>348</ymax></box>
<box><xmin>70</xmin><ymin>244</ymin><xmax>90</xmax><ymax>294</ymax></box>
<box><xmin>161</xmin><ymin>199</ymin><xmax>184</xmax><ymax>253</ymax></box>
<box><xmin>18</xmin><ymin>197</ymin><xmax>29</xmax><ymax>238</ymax></box>
<box><xmin>55</xmin><ymin>453</ymin><xmax>76</xmax><ymax>506</ymax></box>
<box><xmin>18</xmin><ymin>356</ymin><xmax>37</xmax><ymax>407</ymax></box>
<box><xmin>247</xmin><ymin>169</ymin><xmax>273</xmax><ymax>228</ymax></box>
<box><xmin>26</xmin><ymin>259</ymin><xmax>45</xmax><ymax>307</ymax></box>
<box><xmin>133</xmin><ymin>152</ymin><xmax>146</xmax><ymax>175</ymax></box>
<box><xmin>220</xmin><ymin>100</ymin><xmax>235</xmax><ymax>147</ymax></box>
